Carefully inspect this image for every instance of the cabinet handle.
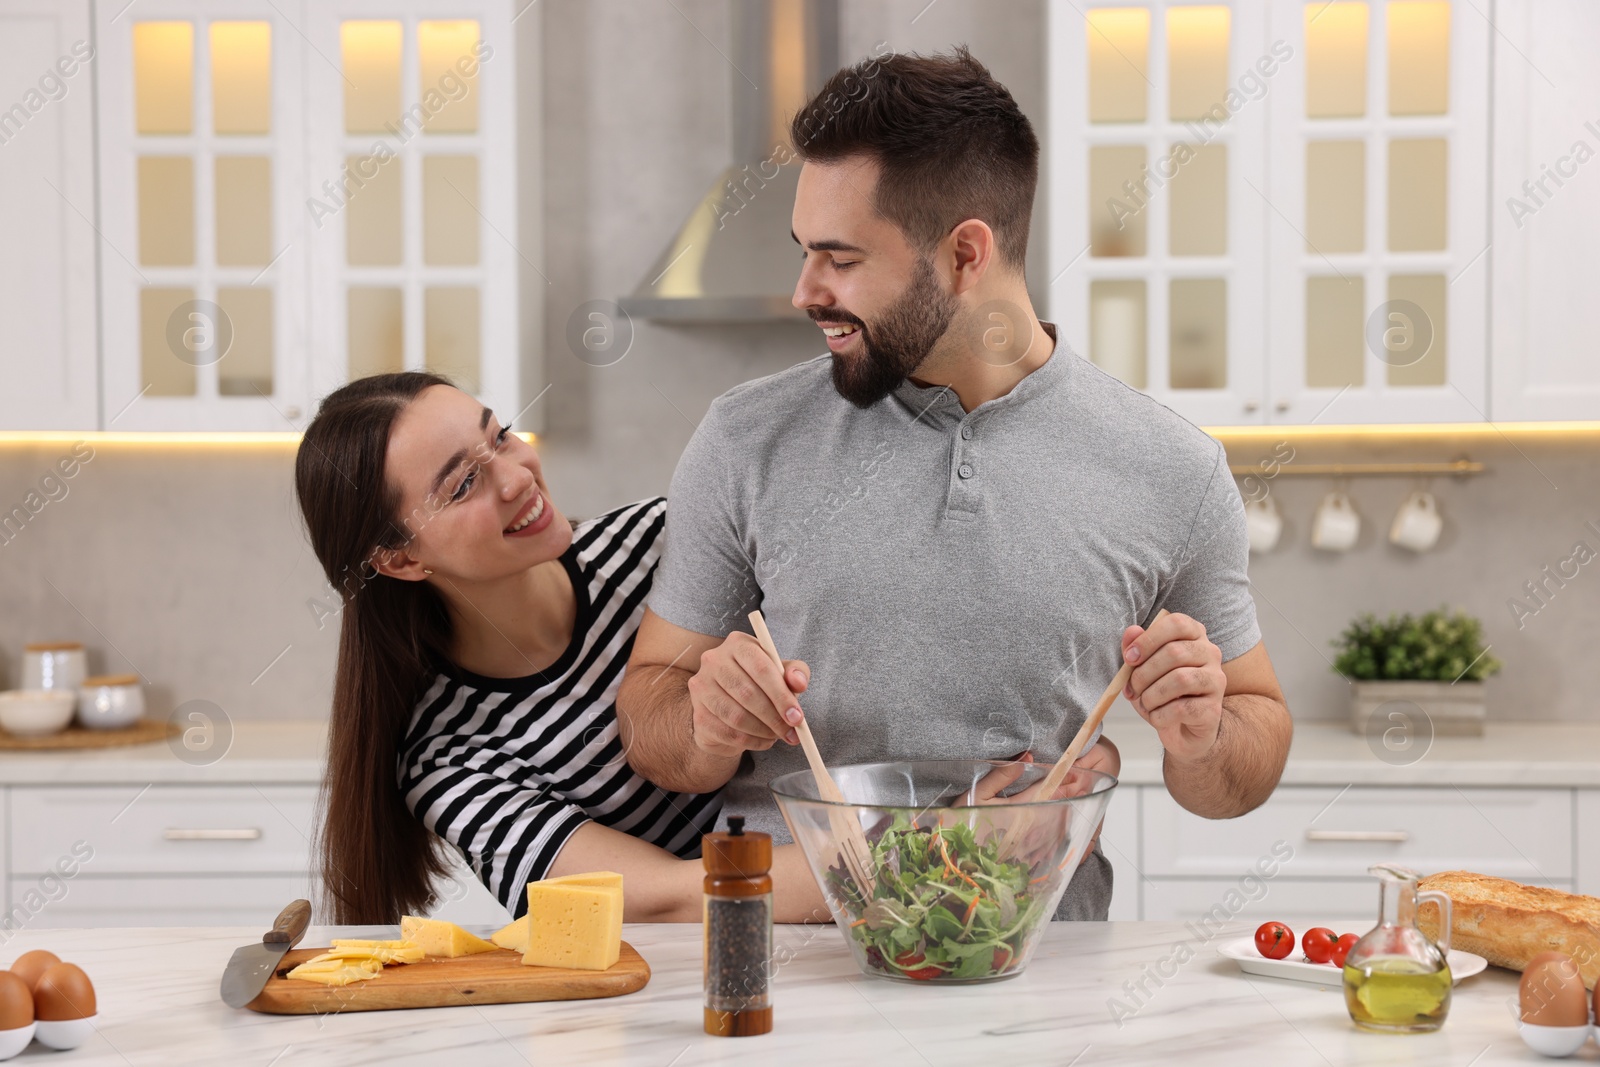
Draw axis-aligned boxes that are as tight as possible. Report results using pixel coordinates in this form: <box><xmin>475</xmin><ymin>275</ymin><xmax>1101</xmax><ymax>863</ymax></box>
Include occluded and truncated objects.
<box><xmin>162</xmin><ymin>828</ymin><xmax>263</xmax><ymax>841</ymax></box>
<box><xmin>1305</xmin><ymin>829</ymin><xmax>1410</xmax><ymax>843</ymax></box>
<box><xmin>1243</xmin><ymin>399</ymin><xmax>1260</xmax><ymax>413</ymax></box>
<box><xmin>1274</xmin><ymin>399</ymin><xmax>1291</xmax><ymax>413</ymax></box>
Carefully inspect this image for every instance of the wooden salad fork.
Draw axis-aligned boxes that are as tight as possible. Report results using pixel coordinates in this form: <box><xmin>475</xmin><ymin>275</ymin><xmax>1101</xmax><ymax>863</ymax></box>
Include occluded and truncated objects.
<box><xmin>748</xmin><ymin>611</ymin><xmax>876</xmax><ymax>898</ymax></box>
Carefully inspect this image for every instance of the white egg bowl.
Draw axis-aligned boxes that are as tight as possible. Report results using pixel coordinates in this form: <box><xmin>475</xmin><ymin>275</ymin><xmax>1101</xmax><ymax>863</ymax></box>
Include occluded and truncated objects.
<box><xmin>0</xmin><ymin>690</ymin><xmax>75</xmax><ymax>737</ymax></box>
<box><xmin>1517</xmin><ymin>1020</ymin><xmax>1593</xmax><ymax>1058</ymax></box>
<box><xmin>0</xmin><ymin>1021</ymin><xmax>34</xmax><ymax>1060</ymax></box>
<box><xmin>35</xmin><ymin>1014</ymin><xmax>93</xmax><ymax>1051</ymax></box>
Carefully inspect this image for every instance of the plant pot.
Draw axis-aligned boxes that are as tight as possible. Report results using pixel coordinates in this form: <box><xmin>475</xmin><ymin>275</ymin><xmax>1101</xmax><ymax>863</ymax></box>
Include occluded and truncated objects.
<box><xmin>1350</xmin><ymin>680</ymin><xmax>1486</xmax><ymax>738</ymax></box>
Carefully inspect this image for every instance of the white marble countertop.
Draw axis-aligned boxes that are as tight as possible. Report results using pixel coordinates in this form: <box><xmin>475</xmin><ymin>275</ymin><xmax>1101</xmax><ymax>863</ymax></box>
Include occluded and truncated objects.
<box><xmin>1</xmin><ymin>718</ymin><xmax>1596</xmax><ymax>789</ymax></box>
<box><xmin>0</xmin><ymin>920</ymin><xmax>1541</xmax><ymax>1066</ymax></box>
<box><xmin>0</xmin><ymin>720</ymin><xmax>325</xmax><ymax>785</ymax></box>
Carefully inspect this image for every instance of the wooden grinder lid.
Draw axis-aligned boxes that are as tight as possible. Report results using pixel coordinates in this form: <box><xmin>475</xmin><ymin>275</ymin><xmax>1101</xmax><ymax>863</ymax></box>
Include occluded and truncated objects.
<box><xmin>703</xmin><ymin>816</ymin><xmax>771</xmax><ymax>877</ymax></box>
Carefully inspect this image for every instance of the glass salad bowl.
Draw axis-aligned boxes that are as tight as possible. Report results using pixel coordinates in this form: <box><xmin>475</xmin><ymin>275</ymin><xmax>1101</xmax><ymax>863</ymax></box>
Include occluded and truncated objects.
<box><xmin>771</xmin><ymin>759</ymin><xmax>1116</xmax><ymax>983</ymax></box>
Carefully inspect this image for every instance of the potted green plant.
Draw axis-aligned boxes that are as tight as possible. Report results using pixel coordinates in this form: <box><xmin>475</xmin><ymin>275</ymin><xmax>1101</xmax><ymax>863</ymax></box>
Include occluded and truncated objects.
<box><xmin>1332</xmin><ymin>607</ymin><xmax>1501</xmax><ymax>737</ymax></box>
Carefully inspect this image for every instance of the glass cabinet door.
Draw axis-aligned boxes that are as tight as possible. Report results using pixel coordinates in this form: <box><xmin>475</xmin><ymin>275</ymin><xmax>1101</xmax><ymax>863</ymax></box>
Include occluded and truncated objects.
<box><xmin>1052</xmin><ymin>2</ymin><xmax>1269</xmax><ymax>425</ymax></box>
<box><xmin>98</xmin><ymin>4</ymin><xmax>308</xmax><ymax>430</ymax></box>
<box><xmin>1265</xmin><ymin>0</ymin><xmax>1488</xmax><ymax>424</ymax></box>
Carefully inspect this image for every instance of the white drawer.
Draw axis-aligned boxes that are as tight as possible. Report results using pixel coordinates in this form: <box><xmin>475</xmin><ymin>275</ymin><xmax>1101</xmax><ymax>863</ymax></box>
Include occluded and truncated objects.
<box><xmin>1142</xmin><ymin>878</ymin><xmax>1375</xmax><ymax>927</ymax></box>
<box><xmin>11</xmin><ymin>875</ymin><xmax>316</xmax><ymax>928</ymax></box>
<box><xmin>10</xmin><ymin>786</ymin><xmax>317</xmax><ymax>876</ymax></box>
<box><xmin>1142</xmin><ymin>877</ymin><xmax>1576</xmax><ymax>928</ymax></box>
<box><xmin>1142</xmin><ymin>786</ymin><xmax>1572</xmax><ymax>882</ymax></box>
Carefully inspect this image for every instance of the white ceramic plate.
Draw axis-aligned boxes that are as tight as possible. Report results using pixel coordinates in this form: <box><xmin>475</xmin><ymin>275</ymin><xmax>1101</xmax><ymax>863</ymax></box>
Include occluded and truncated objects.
<box><xmin>1218</xmin><ymin>937</ymin><xmax>1488</xmax><ymax>987</ymax></box>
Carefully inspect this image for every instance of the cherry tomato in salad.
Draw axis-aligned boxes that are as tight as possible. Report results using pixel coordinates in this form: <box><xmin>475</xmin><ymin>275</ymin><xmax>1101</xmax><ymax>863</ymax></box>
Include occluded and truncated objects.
<box><xmin>894</xmin><ymin>951</ymin><xmax>943</xmax><ymax>981</ymax></box>
<box><xmin>1301</xmin><ymin>927</ymin><xmax>1337</xmax><ymax>964</ymax></box>
<box><xmin>993</xmin><ymin>945</ymin><xmax>1016</xmax><ymax>973</ymax></box>
<box><xmin>1254</xmin><ymin>921</ymin><xmax>1295</xmax><ymax>960</ymax></box>
<box><xmin>1331</xmin><ymin>932</ymin><xmax>1359</xmax><ymax>968</ymax></box>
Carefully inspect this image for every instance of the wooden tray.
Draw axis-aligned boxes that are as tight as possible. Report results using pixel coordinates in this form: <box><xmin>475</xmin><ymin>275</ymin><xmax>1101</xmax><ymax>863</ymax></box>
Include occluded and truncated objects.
<box><xmin>244</xmin><ymin>944</ymin><xmax>651</xmax><ymax>1014</ymax></box>
<box><xmin>0</xmin><ymin>718</ymin><xmax>176</xmax><ymax>750</ymax></box>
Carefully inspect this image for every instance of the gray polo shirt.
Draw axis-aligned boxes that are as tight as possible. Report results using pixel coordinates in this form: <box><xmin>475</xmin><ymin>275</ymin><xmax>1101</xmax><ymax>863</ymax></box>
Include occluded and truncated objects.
<box><xmin>648</xmin><ymin>323</ymin><xmax>1261</xmax><ymax>920</ymax></box>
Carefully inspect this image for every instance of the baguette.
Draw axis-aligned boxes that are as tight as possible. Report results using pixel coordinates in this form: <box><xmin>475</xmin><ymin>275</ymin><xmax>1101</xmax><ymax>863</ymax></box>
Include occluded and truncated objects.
<box><xmin>1416</xmin><ymin>871</ymin><xmax>1600</xmax><ymax>989</ymax></box>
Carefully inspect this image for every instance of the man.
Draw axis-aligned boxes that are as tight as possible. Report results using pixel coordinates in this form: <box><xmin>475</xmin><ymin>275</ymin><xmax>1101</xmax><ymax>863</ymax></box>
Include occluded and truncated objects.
<box><xmin>617</xmin><ymin>48</ymin><xmax>1292</xmax><ymax>920</ymax></box>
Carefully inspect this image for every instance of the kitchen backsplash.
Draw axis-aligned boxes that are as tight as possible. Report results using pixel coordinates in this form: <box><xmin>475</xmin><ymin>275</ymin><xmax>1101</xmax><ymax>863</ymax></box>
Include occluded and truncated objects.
<box><xmin>1</xmin><ymin>430</ymin><xmax>1594</xmax><ymax>727</ymax></box>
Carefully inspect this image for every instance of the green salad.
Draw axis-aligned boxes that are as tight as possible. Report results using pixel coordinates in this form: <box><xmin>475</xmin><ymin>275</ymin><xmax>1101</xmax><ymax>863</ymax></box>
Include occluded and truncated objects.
<box><xmin>829</xmin><ymin>816</ymin><xmax>1049</xmax><ymax>981</ymax></box>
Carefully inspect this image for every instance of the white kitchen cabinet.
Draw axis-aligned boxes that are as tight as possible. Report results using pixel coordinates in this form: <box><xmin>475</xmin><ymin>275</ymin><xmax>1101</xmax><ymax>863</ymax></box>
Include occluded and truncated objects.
<box><xmin>1102</xmin><ymin>778</ymin><xmax>1141</xmax><ymax>921</ymax></box>
<box><xmin>1488</xmin><ymin>0</ymin><xmax>1600</xmax><ymax>421</ymax></box>
<box><xmin>1579</xmin><ymin>790</ymin><xmax>1599</xmax><ymax>897</ymax></box>
<box><xmin>9</xmin><ymin>785</ymin><xmax>317</xmax><ymax>876</ymax></box>
<box><xmin>1048</xmin><ymin>1</ymin><xmax>1493</xmax><ymax>426</ymax></box>
<box><xmin>89</xmin><ymin>0</ymin><xmax>527</xmax><ymax>432</ymax></box>
<box><xmin>1141</xmin><ymin>878</ymin><xmax>1376</xmax><ymax>928</ymax></box>
<box><xmin>1125</xmin><ymin>781</ymin><xmax>1587</xmax><ymax>923</ymax></box>
<box><xmin>1142</xmin><ymin>785</ymin><xmax>1572</xmax><ymax>884</ymax></box>
<box><xmin>19</xmin><ymin>874</ymin><xmax>315</xmax><ymax>928</ymax></box>
<box><xmin>0</xmin><ymin>0</ymin><xmax>99</xmax><ymax>429</ymax></box>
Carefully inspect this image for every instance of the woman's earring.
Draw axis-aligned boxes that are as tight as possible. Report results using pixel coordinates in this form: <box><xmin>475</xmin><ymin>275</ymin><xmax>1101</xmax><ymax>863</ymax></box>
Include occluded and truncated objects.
<box><xmin>423</xmin><ymin>568</ymin><xmax>433</xmax><ymax>576</ymax></box>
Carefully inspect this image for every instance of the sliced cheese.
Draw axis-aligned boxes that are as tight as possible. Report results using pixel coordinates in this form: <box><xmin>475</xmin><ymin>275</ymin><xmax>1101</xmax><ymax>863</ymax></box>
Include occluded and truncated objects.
<box><xmin>522</xmin><ymin>882</ymin><xmax>622</xmax><ymax>971</ymax></box>
<box><xmin>329</xmin><ymin>938</ymin><xmax>418</xmax><ymax>950</ymax></box>
<box><xmin>286</xmin><ymin>957</ymin><xmax>383</xmax><ymax>986</ymax></box>
<box><xmin>399</xmin><ymin>915</ymin><xmax>498</xmax><ymax>958</ymax></box>
<box><xmin>491</xmin><ymin>917</ymin><xmax>528</xmax><ymax>953</ymax></box>
<box><xmin>315</xmin><ymin>945</ymin><xmax>424</xmax><ymax>965</ymax></box>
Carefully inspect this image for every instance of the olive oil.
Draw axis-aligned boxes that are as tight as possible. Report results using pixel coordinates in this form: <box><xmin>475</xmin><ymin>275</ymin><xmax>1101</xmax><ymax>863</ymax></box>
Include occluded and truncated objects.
<box><xmin>1343</xmin><ymin>956</ymin><xmax>1452</xmax><ymax>1033</ymax></box>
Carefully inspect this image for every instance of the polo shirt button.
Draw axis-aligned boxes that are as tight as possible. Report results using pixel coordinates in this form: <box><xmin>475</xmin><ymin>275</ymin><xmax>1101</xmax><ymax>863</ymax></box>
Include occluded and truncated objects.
<box><xmin>961</xmin><ymin>426</ymin><xmax>973</xmax><ymax>440</ymax></box>
<box><xmin>958</xmin><ymin>463</ymin><xmax>974</xmax><ymax>479</ymax></box>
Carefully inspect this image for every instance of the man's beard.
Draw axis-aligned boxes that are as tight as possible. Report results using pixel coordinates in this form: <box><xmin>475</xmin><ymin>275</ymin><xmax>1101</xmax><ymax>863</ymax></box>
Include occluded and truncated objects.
<box><xmin>819</xmin><ymin>257</ymin><xmax>958</xmax><ymax>409</ymax></box>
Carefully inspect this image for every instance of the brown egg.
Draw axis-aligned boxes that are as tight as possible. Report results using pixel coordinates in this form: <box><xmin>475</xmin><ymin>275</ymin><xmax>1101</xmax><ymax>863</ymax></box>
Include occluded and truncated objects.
<box><xmin>9</xmin><ymin>949</ymin><xmax>59</xmax><ymax>990</ymax></box>
<box><xmin>32</xmin><ymin>963</ymin><xmax>94</xmax><ymax>1022</ymax></box>
<box><xmin>1520</xmin><ymin>951</ymin><xmax>1589</xmax><ymax>1027</ymax></box>
<box><xmin>0</xmin><ymin>973</ymin><xmax>32</xmax><ymax>1030</ymax></box>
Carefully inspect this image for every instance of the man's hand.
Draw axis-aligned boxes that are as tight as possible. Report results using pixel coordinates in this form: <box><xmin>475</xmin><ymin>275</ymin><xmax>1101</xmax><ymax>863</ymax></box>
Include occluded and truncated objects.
<box><xmin>688</xmin><ymin>631</ymin><xmax>811</xmax><ymax>758</ymax></box>
<box><xmin>1121</xmin><ymin>612</ymin><xmax>1227</xmax><ymax>762</ymax></box>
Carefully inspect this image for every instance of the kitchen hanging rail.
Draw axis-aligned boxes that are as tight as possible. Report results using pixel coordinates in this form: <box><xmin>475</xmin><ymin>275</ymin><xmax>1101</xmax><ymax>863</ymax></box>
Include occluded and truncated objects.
<box><xmin>1227</xmin><ymin>460</ymin><xmax>1484</xmax><ymax>478</ymax></box>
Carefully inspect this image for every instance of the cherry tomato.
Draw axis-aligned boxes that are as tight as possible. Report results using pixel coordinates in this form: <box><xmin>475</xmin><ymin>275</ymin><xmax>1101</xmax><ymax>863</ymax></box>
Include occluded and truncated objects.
<box><xmin>1254</xmin><ymin>921</ymin><xmax>1295</xmax><ymax>960</ymax></box>
<box><xmin>992</xmin><ymin>946</ymin><xmax>1015</xmax><ymax>973</ymax></box>
<box><xmin>1331</xmin><ymin>932</ymin><xmax>1359</xmax><ymax>968</ymax></box>
<box><xmin>893</xmin><ymin>951</ymin><xmax>943</xmax><ymax>981</ymax></box>
<box><xmin>1301</xmin><ymin>927</ymin><xmax>1337</xmax><ymax>965</ymax></box>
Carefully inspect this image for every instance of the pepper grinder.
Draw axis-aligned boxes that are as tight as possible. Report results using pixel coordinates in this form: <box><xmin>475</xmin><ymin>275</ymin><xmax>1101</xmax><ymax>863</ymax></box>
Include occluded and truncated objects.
<box><xmin>703</xmin><ymin>815</ymin><xmax>773</xmax><ymax>1036</ymax></box>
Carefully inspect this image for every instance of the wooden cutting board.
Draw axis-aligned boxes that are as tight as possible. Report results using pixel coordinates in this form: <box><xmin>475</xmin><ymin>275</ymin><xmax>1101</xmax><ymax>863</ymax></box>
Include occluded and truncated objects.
<box><xmin>244</xmin><ymin>944</ymin><xmax>650</xmax><ymax>1013</ymax></box>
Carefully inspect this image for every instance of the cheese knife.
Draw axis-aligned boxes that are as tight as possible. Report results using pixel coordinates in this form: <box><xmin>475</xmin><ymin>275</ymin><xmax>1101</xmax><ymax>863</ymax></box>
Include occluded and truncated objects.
<box><xmin>220</xmin><ymin>899</ymin><xmax>312</xmax><ymax>1008</ymax></box>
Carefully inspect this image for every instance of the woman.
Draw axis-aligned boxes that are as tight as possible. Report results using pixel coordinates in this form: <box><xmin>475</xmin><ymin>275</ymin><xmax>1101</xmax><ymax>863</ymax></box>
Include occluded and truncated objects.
<box><xmin>294</xmin><ymin>372</ymin><xmax>833</xmax><ymax>924</ymax></box>
<box><xmin>295</xmin><ymin>372</ymin><xmax>1117</xmax><ymax>926</ymax></box>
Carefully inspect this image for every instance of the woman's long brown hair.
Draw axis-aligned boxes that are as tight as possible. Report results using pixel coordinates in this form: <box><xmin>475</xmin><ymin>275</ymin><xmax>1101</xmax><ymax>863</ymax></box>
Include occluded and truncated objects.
<box><xmin>294</xmin><ymin>372</ymin><xmax>458</xmax><ymax>924</ymax></box>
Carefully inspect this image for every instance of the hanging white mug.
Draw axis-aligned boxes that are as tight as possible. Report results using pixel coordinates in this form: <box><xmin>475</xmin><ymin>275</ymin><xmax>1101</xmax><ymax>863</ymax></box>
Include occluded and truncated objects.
<box><xmin>1390</xmin><ymin>490</ymin><xmax>1443</xmax><ymax>552</ymax></box>
<box><xmin>1312</xmin><ymin>490</ymin><xmax>1361</xmax><ymax>552</ymax></box>
<box><xmin>1245</xmin><ymin>496</ymin><xmax>1284</xmax><ymax>554</ymax></box>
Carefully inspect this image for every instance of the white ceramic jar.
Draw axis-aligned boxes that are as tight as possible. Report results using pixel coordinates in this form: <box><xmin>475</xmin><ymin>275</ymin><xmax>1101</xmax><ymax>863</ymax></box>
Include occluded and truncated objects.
<box><xmin>76</xmin><ymin>674</ymin><xmax>144</xmax><ymax>730</ymax></box>
<box><xmin>21</xmin><ymin>642</ymin><xmax>87</xmax><ymax>704</ymax></box>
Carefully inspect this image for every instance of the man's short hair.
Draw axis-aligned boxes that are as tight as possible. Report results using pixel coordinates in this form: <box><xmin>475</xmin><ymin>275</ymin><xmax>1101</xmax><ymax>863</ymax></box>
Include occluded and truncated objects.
<box><xmin>790</xmin><ymin>46</ymin><xmax>1039</xmax><ymax>270</ymax></box>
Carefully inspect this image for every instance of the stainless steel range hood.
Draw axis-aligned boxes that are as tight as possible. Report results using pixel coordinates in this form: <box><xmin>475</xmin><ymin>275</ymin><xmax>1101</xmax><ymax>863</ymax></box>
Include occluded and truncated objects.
<box><xmin>620</xmin><ymin>0</ymin><xmax>839</xmax><ymax>323</ymax></box>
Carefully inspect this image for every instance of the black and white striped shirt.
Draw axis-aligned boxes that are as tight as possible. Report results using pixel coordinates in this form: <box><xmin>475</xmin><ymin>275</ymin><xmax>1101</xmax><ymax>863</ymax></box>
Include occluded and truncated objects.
<box><xmin>398</xmin><ymin>497</ymin><xmax>722</xmax><ymax>918</ymax></box>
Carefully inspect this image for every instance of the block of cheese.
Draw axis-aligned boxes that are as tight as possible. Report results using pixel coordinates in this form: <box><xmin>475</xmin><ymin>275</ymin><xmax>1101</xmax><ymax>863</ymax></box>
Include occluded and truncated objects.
<box><xmin>399</xmin><ymin>915</ymin><xmax>499</xmax><ymax>958</ymax></box>
<box><xmin>490</xmin><ymin>917</ymin><xmax>527</xmax><ymax>953</ymax></box>
<box><xmin>522</xmin><ymin>881</ymin><xmax>623</xmax><ymax>971</ymax></box>
<box><xmin>541</xmin><ymin>871</ymin><xmax>623</xmax><ymax>890</ymax></box>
